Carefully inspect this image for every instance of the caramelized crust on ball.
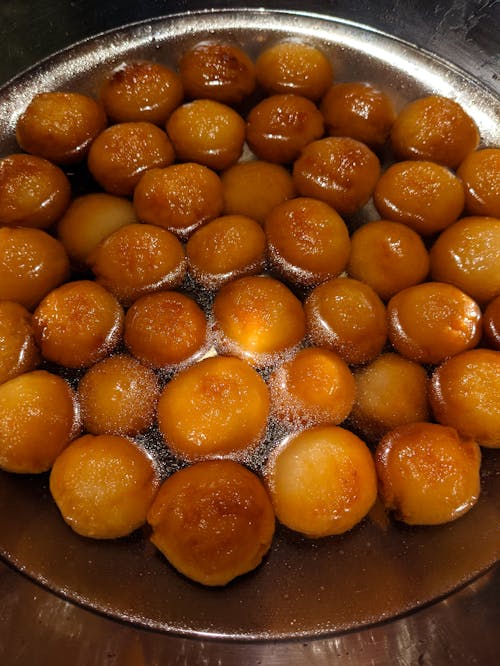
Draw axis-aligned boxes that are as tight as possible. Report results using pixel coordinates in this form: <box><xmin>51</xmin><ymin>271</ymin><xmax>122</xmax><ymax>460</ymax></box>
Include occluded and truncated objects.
<box><xmin>265</xmin><ymin>196</ymin><xmax>351</xmax><ymax>287</ymax></box>
<box><xmin>457</xmin><ymin>148</ymin><xmax>500</xmax><ymax>218</ymax></box>
<box><xmin>483</xmin><ymin>295</ymin><xmax>500</xmax><ymax>350</ymax></box>
<box><xmin>78</xmin><ymin>354</ymin><xmax>160</xmax><ymax>436</ymax></box>
<box><xmin>50</xmin><ymin>434</ymin><xmax>159</xmax><ymax>539</ymax></box>
<box><xmin>387</xmin><ymin>282</ymin><xmax>482</xmax><ymax>365</ymax></box>
<box><xmin>16</xmin><ymin>91</ymin><xmax>107</xmax><ymax>164</ymax></box>
<box><xmin>246</xmin><ymin>94</ymin><xmax>324</xmax><ymax>164</ymax></box>
<box><xmin>133</xmin><ymin>163</ymin><xmax>224</xmax><ymax>239</ymax></box>
<box><xmin>186</xmin><ymin>214</ymin><xmax>266</xmax><ymax>288</ymax></box>
<box><xmin>429</xmin><ymin>349</ymin><xmax>500</xmax><ymax>448</ymax></box>
<box><xmin>373</xmin><ymin>160</ymin><xmax>465</xmax><ymax>235</ymax></box>
<box><xmin>0</xmin><ymin>300</ymin><xmax>40</xmax><ymax>385</ymax></box>
<box><xmin>33</xmin><ymin>280</ymin><xmax>124</xmax><ymax>368</ymax></box>
<box><xmin>293</xmin><ymin>136</ymin><xmax>381</xmax><ymax>216</ymax></box>
<box><xmin>89</xmin><ymin>223</ymin><xmax>186</xmax><ymax>306</ymax></box>
<box><xmin>124</xmin><ymin>291</ymin><xmax>208</xmax><ymax>369</ymax></box>
<box><xmin>375</xmin><ymin>422</ymin><xmax>481</xmax><ymax>524</ymax></box>
<box><xmin>264</xmin><ymin>425</ymin><xmax>377</xmax><ymax>537</ymax></box>
<box><xmin>305</xmin><ymin>277</ymin><xmax>387</xmax><ymax>365</ymax></box>
<box><xmin>0</xmin><ymin>153</ymin><xmax>71</xmax><ymax>229</ymax></box>
<box><xmin>390</xmin><ymin>94</ymin><xmax>479</xmax><ymax>168</ymax></box>
<box><xmin>0</xmin><ymin>370</ymin><xmax>78</xmax><ymax>473</ymax></box>
<box><xmin>166</xmin><ymin>99</ymin><xmax>245</xmax><ymax>171</ymax></box>
<box><xmin>157</xmin><ymin>355</ymin><xmax>270</xmax><ymax>460</ymax></box>
<box><xmin>0</xmin><ymin>227</ymin><xmax>70</xmax><ymax>310</ymax></box>
<box><xmin>213</xmin><ymin>275</ymin><xmax>306</xmax><ymax>366</ymax></box>
<box><xmin>429</xmin><ymin>216</ymin><xmax>500</xmax><ymax>305</ymax></box>
<box><xmin>221</xmin><ymin>160</ymin><xmax>296</xmax><ymax>224</ymax></box>
<box><xmin>268</xmin><ymin>347</ymin><xmax>356</xmax><ymax>427</ymax></box>
<box><xmin>147</xmin><ymin>460</ymin><xmax>275</xmax><ymax>586</ymax></box>
<box><xmin>255</xmin><ymin>41</ymin><xmax>333</xmax><ymax>101</ymax></box>
<box><xmin>100</xmin><ymin>61</ymin><xmax>183</xmax><ymax>125</ymax></box>
<box><xmin>179</xmin><ymin>41</ymin><xmax>256</xmax><ymax>105</ymax></box>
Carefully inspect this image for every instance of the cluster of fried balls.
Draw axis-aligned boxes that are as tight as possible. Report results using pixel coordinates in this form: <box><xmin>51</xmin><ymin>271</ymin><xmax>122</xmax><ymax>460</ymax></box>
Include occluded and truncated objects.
<box><xmin>0</xmin><ymin>39</ymin><xmax>499</xmax><ymax>587</ymax></box>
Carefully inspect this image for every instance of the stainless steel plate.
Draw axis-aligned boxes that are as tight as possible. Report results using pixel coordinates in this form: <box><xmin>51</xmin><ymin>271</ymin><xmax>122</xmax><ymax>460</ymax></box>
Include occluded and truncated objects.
<box><xmin>0</xmin><ymin>9</ymin><xmax>499</xmax><ymax>641</ymax></box>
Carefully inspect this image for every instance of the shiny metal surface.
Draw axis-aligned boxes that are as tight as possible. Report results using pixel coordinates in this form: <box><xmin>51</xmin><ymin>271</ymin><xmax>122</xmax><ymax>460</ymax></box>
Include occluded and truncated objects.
<box><xmin>0</xmin><ymin>1</ymin><xmax>499</xmax><ymax>663</ymax></box>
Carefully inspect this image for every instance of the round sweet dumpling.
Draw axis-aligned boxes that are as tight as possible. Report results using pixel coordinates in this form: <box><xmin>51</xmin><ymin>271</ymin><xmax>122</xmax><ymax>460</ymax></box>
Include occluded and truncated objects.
<box><xmin>265</xmin><ymin>197</ymin><xmax>351</xmax><ymax>287</ymax></box>
<box><xmin>456</xmin><ymin>148</ymin><xmax>500</xmax><ymax>218</ymax></box>
<box><xmin>0</xmin><ymin>301</ymin><xmax>40</xmax><ymax>385</ymax></box>
<box><xmin>264</xmin><ymin>425</ymin><xmax>377</xmax><ymax>538</ymax></box>
<box><xmin>16</xmin><ymin>91</ymin><xmax>107</xmax><ymax>164</ymax></box>
<box><xmin>350</xmin><ymin>352</ymin><xmax>430</xmax><ymax>442</ymax></box>
<box><xmin>0</xmin><ymin>153</ymin><xmax>71</xmax><ymax>229</ymax></box>
<box><xmin>57</xmin><ymin>193</ymin><xmax>138</xmax><ymax>267</ymax></box>
<box><xmin>0</xmin><ymin>227</ymin><xmax>70</xmax><ymax>311</ymax></box>
<box><xmin>88</xmin><ymin>223</ymin><xmax>186</xmax><ymax>306</ymax></box>
<box><xmin>386</xmin><ymin>282</ymin><xmax>482</xmax><ymax>365</ymax></box>
<box><xmin>50</xmin><ymin>434</ymin><xmax>159</xmax><ymax>539</ymax></box>
<box><xmin>483</xmin><ymin>295</ymin><xmax>500</xmax><ymax>350</ymax></box>
<box><xmin>305</xmin><ymin>277</ymin><xmax>387</xmax><ymax>365</ymax></box>
<box><xmin>179</xmin><ymin>41</ymin><xmax>256</xmax><ymax>105</ymax></box>
<box><xmin>147</xmin><ymin>460</ymin><xmax>275</xmax><ymax>586</ymax></box>
<box><xmin>78</xmin><ymin>354</ymin><xmax>160</xmax><ymax>436</ymax></box>
<box><xmin>124</xmin><ymin>291</ymin><xmax>208</xmax><ymax>369</ymax></box>
<box><xmin>390</xmin><ymin>94</ymin><xmax>479</xmax><ymax>168</ymax></box>
<box><xmin>375</xmin><ymin>422</ymin><xmax>481</xmax><ymax>525</ymax></box>
<box><xmin>157</xmin><ymin>355</ymin><xmax>270</xmax><ymax>460</ymax></box>
<box><xmin>33</xmin><ymin>280</ymin><xmax>124</xmax><ymax>368</ymax></box>
<box><xmin>212</xmin><ymin>275</ymin><xmax>306</xmax><ymax>367</ymax></box>
<box><xmin>292</xmin><ymin>136</ymin><xmax>381</xmax><ymax>216</ymax></box>
<box><xmin>267</xmin><ymin>347</ymin><xmax>356</xmax><ymax>428</ymax></box>
<box><xmin>99</xmin><ymin>60</ymin><xmax>183</xmax><ymax>125</ymax></box>
<box><xmin>0</xmin><ymin>370</ymin><xmax>78</xmax><ymax>474</ymax></box>
<box><xmin>429</xmin><ymin>349</ymin><xmax>500</xmax><ymax>448</ymax></box>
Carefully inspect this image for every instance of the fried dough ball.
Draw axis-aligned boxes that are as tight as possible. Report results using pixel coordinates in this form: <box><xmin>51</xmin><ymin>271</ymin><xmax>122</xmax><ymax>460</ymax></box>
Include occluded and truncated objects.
<box><xmin>78</xmin><ymin>354</ymin><xmax>160</xmax><ymax>436</ymax></box>
<box><xmin>350</xmin><ymin>352</ymin><xmax>430</xmax><ymax>442</ymax></box>
<box><xmin>373</xmin><ymin>160</ymin><xmax>465</xmax><ymax>236</ymax></box>
<box><xmin>268</xmin><ymin>347</ymin><xmax>356</xmax><ymax>427</ymax></box>
<box><xmin>133</xmin><ymin>163</ymin><xmax>224</xmax><ymax>240</ymax></box>
<box><xmin>0</xmin><ymin>301</ymin><xmax>40</xmax><ymax>385</ymax></box>
<box><xmin>347</xmin><ymin>220</ymin><xmax>430</xmax><ymax>300</ymax></box>
<box><xmin>457</xmin><ymin>148</ymin><xmax>500</xmax><ymax>218</ymax></box>
<box><xmin>147</xmin><ymin>460</ymin><xmax>275</xmax><ymax>586</ymax></box>
<box><xmin>16</xmin><ymin>91</ymin><xmax>107</xmax><ymax>164</ymax></box>
<box><xmin>264</xmin><ymin>425</ymin><xmax>377</xmax><ymax>537</ymax></box>
<box><xmin>157</xmin><ymin>355</ymin><xmax>270</xmax><ymax>460</ymax></box>
<box><xmin>246</xmin><ymin>94</ymin><xmax>324</xmax><ymax>164</ymax></box>
<box><xmin>88</xmin><ymin>223</ymin><xmax>186</xmax><ymax>306</ymax></box>
<box><xmin>166</xmin><ymin>99</ymin><xmax>245</xmax><ymax>171</ymax></box>
<box><xmin>186</xmin><ymin>214</ymin><xmax>266</xmax><ymax>289</ymax></box>
<box><xmin>390</xmin><ymin>94</ymin><xmax>479</xmax><ymax>168</ymax></box>
<box><xmin>50</xmin><ymin>434</ymin><xmax>159</xmax><ymax>539</ymax></box>
<box><xmin>100</xmin><ymin>61</ymin><xmax>183</xmax><ymax>125</ymax></box>
<box><xmin>0</xmin><ymin>227</ymin><xmax>70</xmax><ymax>310</ymax></box>
<box><xmin>429</xmin><ymin>216</ymin><xmax>500</xmax><ymax>305</ymax></box>
<box><xmin>0</xmin><ymin>153</ymin><xmax>71</xmax><ymax>229</ymax></box>
<box><xmin>265</xmin><ymin>197</ymin><xmax>350</xmax><ymax>287</ymax></box>
<box><xmin>375</xmin><ymin>422</ymin><xmax>481</xmax><ymax>525</ymax></box>
<box><xmin>320</xmin><ymin>81</ymin><xmax>396</xmax><ymax>149</ymax></box>
<box><xmin>33</xmin><ymin>280</ymin><xmax>124</xmax><ymax>368</ymax></box>
<box><xmin>387</xmin><ymin>282</ymin><xmax>482</xmax><ymax>365</ymax></box>
<box><xmin>220</xmin><ymin>160</ymin><xmax>296</xmax><ymax>224</ymax></box>
<box><xmin>429</xmin><ymin>349</ymin><xmax>500</xmax><ymax>448</ymax></box>
<box><xmin>124</xmin><ymin>291</ymin><xmax>208</xmax><ymax>369</ymax></box>
<box><xmin>57</xmin><ymin>193</ymin><xmax>138</xmax><ymax>267</ymax></box>
<box><xmin>483</xmin><ymin>295</ymin><xmax>500</xmax><ymax>350</ymax></box>
<box><xmin>87</xmin><ymin>122</ymin><xmax>175</xmax><ymax>196</ymax></box>
<box><xmin>292</xmin><ymin>136</ymin><xmax>380</xmax><ymax>216</ymax></box>
<box><xmin>0</xmin><ymin>370</ymin><xmax>78</xmax><ymax>474</ymax></box>
<box><xmin>305</xmin><ymin>277</ymin><xmax>387</xmax><ymax>365</ymax></box>
<box><xmin>179</xmin><ymin>41</ymin><xmax>256</xmax><ymax>105</ymax></box>
<box><xmin>212</xmin><ymin>275</ymin><xmax>306</xmax><ymax>366</ymax></box>
<box><xmin>255</xmin><ymin>41</ymin><xmax>333</xmax><ymax>101</ymax></box>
